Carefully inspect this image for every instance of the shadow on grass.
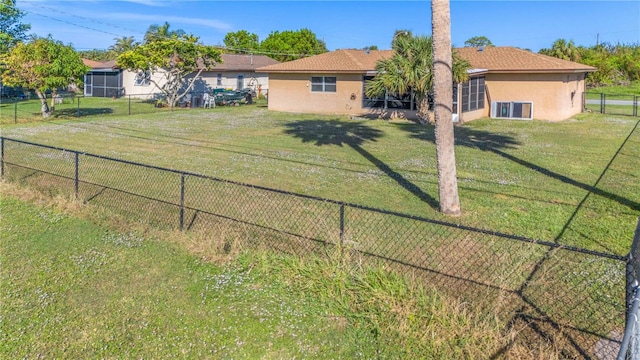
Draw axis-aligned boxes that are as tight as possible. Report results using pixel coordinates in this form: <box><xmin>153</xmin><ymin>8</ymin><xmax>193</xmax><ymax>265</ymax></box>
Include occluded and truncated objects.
<box><xmin>53</xmin><ymin>108</ymin><xmax>114</xmax><ymax>118</ymax></box>
<box><xmin>283</xmin><ymin>119</ymin><xmax>440</xmax><ymax>210</ymax></box>
<box><xmin>394</xmin><ymin>121</ymin><xmax>636</xmax><ymax>358</ymax></box>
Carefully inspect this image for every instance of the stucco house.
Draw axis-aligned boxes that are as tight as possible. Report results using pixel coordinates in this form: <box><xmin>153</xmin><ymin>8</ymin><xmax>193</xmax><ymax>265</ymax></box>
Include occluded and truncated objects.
<box><xmin>256</xmin><ymin>47</ymin><xmax>597</xmax><ymax>122</ymax></box>
<box><xmin>83</xmin><ymin>54</ymin><xmax>280</xmax><ymax>99</ymax></box>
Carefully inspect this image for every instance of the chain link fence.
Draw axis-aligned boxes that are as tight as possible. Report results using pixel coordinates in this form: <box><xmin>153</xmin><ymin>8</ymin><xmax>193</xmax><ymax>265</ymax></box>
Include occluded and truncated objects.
<box><xmin>0</xmin><ymin>91</ymin><xmax>257</xmax><ymax>124</ymax></box>
<box><xmin>1</xmin><ymin>136</ymin><xmax>632</xmax><ymax>358</ymax></box>
<box><xmin>585</xmin><ymin>92</ymin><xmax>639</xmax><ymax>117</ymax></box>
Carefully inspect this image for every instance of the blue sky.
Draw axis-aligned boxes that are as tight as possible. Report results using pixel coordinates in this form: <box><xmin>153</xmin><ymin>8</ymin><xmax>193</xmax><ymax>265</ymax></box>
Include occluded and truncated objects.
<box><xmin>18</xmin><ymin>0</ymin><xmax>640</xmax><ymax>53</ymax></box>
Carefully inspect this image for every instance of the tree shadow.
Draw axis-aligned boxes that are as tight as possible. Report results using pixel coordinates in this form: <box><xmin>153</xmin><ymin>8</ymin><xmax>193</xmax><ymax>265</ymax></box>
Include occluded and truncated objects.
<box><xmin>395</xmin><ymin>121</ymin><xmax>637</xmax><ymax>358</ymax></box>
<box><xmin>53</xmin><ymin>108</ymin><xmax>114</xmax><ymax>118</ymax></box>
<box><xmin>284</xmin><ymin>119</ymin><xmax>439</xmax><ymax>209</ymax></box>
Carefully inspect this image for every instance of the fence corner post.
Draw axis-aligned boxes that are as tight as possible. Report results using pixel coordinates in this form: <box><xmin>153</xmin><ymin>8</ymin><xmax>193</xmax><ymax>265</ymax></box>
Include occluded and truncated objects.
<box><xmin>1</xmin><ymin>137</ymin><xmax>5</xmax><ymax>178</ymax></box>
<box><xmin>74</xmin><ymin>152</ymin><xmax>79</xmax><ymax>199</ymax></box>
<box><xmin>180</xmin><ymin>173</ymin><xmax>185</xmax><ymax>231</ymax></box>
<box><xmin>339</xmin><ymin>203</ymin><xmax>345</xmax><ymax>245</ymax></box>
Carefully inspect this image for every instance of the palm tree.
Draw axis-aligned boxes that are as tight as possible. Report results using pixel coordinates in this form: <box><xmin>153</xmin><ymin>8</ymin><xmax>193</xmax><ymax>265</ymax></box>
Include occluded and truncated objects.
<box><xmin>365</xmin><ymin>33</ymin><xmax>469</xmax><ymax>123</ymax></box>
<box><xmin>539</xmin><ymin>39</ymin><xmax>580</xmax><ymax>62</ymax></box>
<box><xmin>432</xmin><ymin>0</ymin><xmax>461</xmax><ymax>215</ymax></box>
<box><xmin>108</xmin><ymin>36</ymin><xmax>136</xmax><ymax>56</ymax></box>
<box><xmin>143</xmin><ymin>22</ymin><xmax>185</xmax><ymax>44</ymax></box>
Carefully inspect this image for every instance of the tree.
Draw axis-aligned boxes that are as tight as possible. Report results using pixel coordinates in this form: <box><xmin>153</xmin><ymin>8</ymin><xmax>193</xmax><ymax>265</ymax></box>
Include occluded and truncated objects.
<box><xmin>432</xmin><ymin>0</ymin><xmax>461</xmax><ymax>215</ymax></box>
<box><xmin>365</xmin><ymin>33</ymin><xmax>469</xmax><ymax>123</ymax></box>
<box><xmin>116</xmin><ymin>34</ymin><xmax>222</xmax><ymax>109</ymax></box>
<box><xmin>2</xmin><ymin>36</ymin><xmax>89</xmax><ymax>117</ymax></box>
<box><xmin>539</xmin><ymin>38</ymin><xmax>580</xmax><ymax>62</ymax></box>
<box><xmin>223</xmin><ymin>30</ymin><xmax>260</xmax><ymax>54</ymax></box>
<box><xmin>362</xmin><ymin>45</ymin><xmax>378</xmax><ymax>51</ymax></box>
<box><xmin>0</xmin><ymin>0</ymin><xmax>31</xmax><ymax>54</ymax></box>
<box><xmin>259</xmin><ymin>28</ymin><xmax>327</xmax><ymax>62</ymax></box>
<box><xmin>143</xmin><ymin>22</ymin><xmax>185</xmax><ymax>44</ymax></box>
<box><xmin>109</xmin><ymin>36</ymin><xmax>137</xmax><ymax>57</ymax></box>
<box><xmin>464</xmin><ymin>36</ymin><xmax>493</xmax><ymax>48</ymax></box>
<box><xmin>79</xmin><ymin>49</ymin><xmax>112</xmax><ymax>61</ymax></box>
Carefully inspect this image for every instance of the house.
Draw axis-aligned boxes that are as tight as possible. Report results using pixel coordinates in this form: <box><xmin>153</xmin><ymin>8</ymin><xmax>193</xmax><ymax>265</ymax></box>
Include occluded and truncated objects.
<box><xmin>256</xmin><ymin>47</ymin><xmax>597</xmax><ymax>122</ymax></box>
<box><xmin>83</xmin><ymin>59</ymin><xmax>123</xmax><ymax>98</ymax></box>
<box><xmin>119</xmin><ymin>54</ymin><xmax>280</xmax><ymax>100</ymax></box>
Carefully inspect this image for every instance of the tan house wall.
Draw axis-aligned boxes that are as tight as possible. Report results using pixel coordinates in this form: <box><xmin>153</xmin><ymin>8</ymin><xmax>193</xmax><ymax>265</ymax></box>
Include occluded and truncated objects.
<box><xmin>268</xmin><ymin>73</ymin><xmax>421</xmax><ymax>119</ymax></box>
<box><xmin>268</xmin><ymin>73</ymin><xmax>364</xmax><ymax>115</ymax></box>
<box><xmin>482</xmin><ymin>73</ymin><xmax>585</xmax><ymax>121</ymax></box>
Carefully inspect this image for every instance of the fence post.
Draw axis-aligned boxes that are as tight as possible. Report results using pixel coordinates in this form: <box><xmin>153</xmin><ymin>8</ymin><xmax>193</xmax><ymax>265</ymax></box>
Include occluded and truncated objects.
<box><xmin>128</xmin><ymin>95</ymin><xmax>131</xmax><ymax>116</ymax></box>
<box><xmin>14</xmin><ymin>98</ymin><xmax>18</xmax><ymax>124</ymax></box>
<box><xmin>180</xmin><ymin>173</ymin><xmax>185</xmax><ymax>231</ymax></box>
<box><xmin>339</xmin><ymin>203</ymin><xmax>345</xmax><ymax>245</ymax></box>
<box><xmin>77</xmin><ymin>96</ymin><xmax>81</xmax><ymax>117</ymax></box>
<box><xmin>634</xmin><ymin>95</ymin><xmax>638</xmax><ymax>117</ymax></box>
<box><xmin>627</xmin><ymin>218</ymin><xmax>640</xmax><ymax>317</ymax></box>
<box><xmin>74</xmin><ymin>152</ymin><xmax>79</xmax><ymax>199</ymax></box>
<box><xmin>1</xmin><ymin>137</ymin><xmax>4</xmax><ymax>178</ymax></box>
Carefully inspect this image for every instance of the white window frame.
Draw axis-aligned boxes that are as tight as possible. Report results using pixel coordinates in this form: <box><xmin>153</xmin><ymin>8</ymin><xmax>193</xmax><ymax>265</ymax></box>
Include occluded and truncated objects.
<box><xmin>491</xmin><ymin>101</ymin><xmax>534</xmax><ymax>120</ymax></box>
<box><xmin>311</xmin><ymin>76</ymin><xmax>337</xmax><ymax>93</ymax></box>
<box><xmin>134</xmin><ymin>71</ymin><xmax>151</xmax><ymax>86</ymax></box>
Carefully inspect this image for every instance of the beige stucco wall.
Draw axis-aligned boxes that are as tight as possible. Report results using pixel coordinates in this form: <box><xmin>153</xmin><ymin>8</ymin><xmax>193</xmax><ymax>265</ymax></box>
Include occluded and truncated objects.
<box><xmin>122</xmin><ymin>70</ymin><xmax>270</xmax><ymax>99</ymax></box>
<box><xmin>460</xmin><ymin>73</ymin><xmax>586</xmax><ymax>122</ymax></box>
<box><xmin>267</xmin><ymin>73</ymin><xmax>368</xmax><ymax>115</ymax></box>
<box><xmin>267</xmin><ymin>73</ymin><xmax>421</xmax><ymax>119</ymax></box>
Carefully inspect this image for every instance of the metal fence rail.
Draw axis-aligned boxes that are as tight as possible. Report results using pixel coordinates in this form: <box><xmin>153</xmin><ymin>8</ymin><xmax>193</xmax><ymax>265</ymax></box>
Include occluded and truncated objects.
<box><xmin>585</xmin><ymin>92</ymin><xmax>639</xmax><ymax>117</ymax></box>
<box><xmin>619</xmin><ymin>218</ymin><xmax>640</xmax><ymax>359</ymax></box>
<box><xmin>0</xmin><ymin>136</ymin><xmax>631</xmax><ymax>359</ymax></box>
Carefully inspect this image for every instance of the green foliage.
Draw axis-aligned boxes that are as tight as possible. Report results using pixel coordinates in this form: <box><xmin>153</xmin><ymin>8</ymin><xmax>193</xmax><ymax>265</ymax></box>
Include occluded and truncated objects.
<box><xmin>116</xmin><ymin>34</ymin><xmax>222</xmax><ymax>107</ymax></box>
<box><xmin>78</xmin><ymin>48</ymin><xmax>112</xmax><ymax>61</ymax></box>
<box><xmin>539</xmin><ymin>38</ymin><xmax>580</xmax><ymax>62</ymax></box>
<box><xmin>108</xmin><ymin>36</ymin><xmax>137</xmax><ymax>57</ymax></box>
<box><xmin>259</xmin><ymin>28</ymin><xmax>328</xmax><ymax>62</ymax></box>
<box><xmin>223</xmin><ymin>30</ymin><xmax>260</xmax><ymax>54</ymax></box>
<box><xmin>540</xmin><ymin>39</ymin><xmax>640</xmax><ymax>87</ymax></box>
<box><xmin>143</xmin><ymin>22</ymin><xmax>185</xmax><ymax>44</ymax></box>
<box><xmin>464</xmin><ymin>36</ymin><xmax>493</xmax><ymax>48</ymax></box>
<box><xmin>365</xmin><ymin>34</ymin><xmax>470</xmax><ymax>120</ymax></box>
<box><xmin>2</xmin><ymin>36</ymin><xmax>88</xmax><ymax>117</ymax></box>
<box><xmin>0</xmin><ymin>0</ymin><xmax>31</xmax><ymax>54</ymax></box>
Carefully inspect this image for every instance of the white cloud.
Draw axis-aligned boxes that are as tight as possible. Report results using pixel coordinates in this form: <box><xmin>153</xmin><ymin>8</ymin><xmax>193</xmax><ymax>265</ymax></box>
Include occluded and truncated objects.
<box><xmin>107</xmin><ymin>12</ymin><xmax>233</xmax><ymax>31</ymax></box>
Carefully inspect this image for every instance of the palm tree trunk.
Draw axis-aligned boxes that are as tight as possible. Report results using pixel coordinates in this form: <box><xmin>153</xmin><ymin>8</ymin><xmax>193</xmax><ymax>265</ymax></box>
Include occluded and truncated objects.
<box><xmin>432</xmin><ymin>0</ymin><xmax>461</xmax><ymax>215</ymax></box>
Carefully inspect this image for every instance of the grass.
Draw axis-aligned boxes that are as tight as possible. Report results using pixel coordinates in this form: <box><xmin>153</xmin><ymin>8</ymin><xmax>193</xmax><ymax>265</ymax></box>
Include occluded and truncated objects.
<box><xmin>587</xmin><ymin>80</ymin><xmax>640</xmax><ymax>96</ymax></box>
<box><xmin>2</xmin><ymin>105</ymin><xmax>638</xmax><ymax>256</ymax></box>
<box><xmin>1</xmin><ymin>187</ymin><xmax>540</xmax><ymax>359</ymax></box>
<box><xmin>0</xmin><ymin>95</ymin><xmax>196</xmax><ymax>124</ymax></box>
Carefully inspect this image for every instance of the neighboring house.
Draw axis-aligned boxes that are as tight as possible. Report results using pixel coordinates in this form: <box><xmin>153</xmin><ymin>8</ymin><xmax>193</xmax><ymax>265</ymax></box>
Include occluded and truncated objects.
<box><xmin>119</xmin><ymin>54</ymin><xmax>280</xmax><ymax>100</ymax></box>
<box><xmin>83</xmin><ymin>59</ymin><xmax>123</xmax><ymax>98</ymax></box>
<box><xmin>256</xmin><ymin>47</ymin><xmax>597</xmax><ymax>122</ymax></box>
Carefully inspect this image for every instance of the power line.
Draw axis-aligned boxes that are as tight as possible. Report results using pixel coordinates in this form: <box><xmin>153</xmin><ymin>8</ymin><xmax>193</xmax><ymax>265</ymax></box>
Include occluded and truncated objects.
<box><xmin>20</xmin><ymin>4</ymin><xmax>324</xmax><ymax>58</ymax></box>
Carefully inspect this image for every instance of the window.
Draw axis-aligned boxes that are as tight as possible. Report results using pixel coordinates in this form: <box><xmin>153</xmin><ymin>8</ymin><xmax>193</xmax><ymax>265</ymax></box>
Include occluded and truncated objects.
<box><xmin>461</xmin><ymin>76</ymin><xmax>485</xmax><ymax>113</ymax></box>
<box><xmin>134</xmin><ymin>71</ymin><xmax>150</xmax><ymax>86</ymax></box>
<box><xmin>217</xmin><ymin>74</ymin><xmax>222</xmax><ymax>86</ymax></box>
<box><xmin>491</xmin><ymin>101</ymin><xmax>533</xmax><ymax>120</ymax></box>
<box><xmin>311</xmin><ymin>76</ymin><xmax>336</xmax><ymax>92</ymax></box>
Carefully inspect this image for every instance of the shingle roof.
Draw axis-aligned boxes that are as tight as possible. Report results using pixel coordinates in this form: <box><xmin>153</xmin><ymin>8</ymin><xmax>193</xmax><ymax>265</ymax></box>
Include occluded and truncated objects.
<box><xmin>82</xmin><ymin>59</ymin><xmax>117</xmax><ymax>69</ymax></box>
<box><xmin>455</xmin><ymin>47</ymin><xmax>596</xmax><ymax>73</ymax></box>
<box><xmin>256</xmin><ymin>49</ymin><xmax>393</xmax><ymax>73</ymax></box>
<box><xmin>257</xmin><ymin>47</ymin><xmax>596</xmax><ymax>74</ymax></box>
<box><xmin>209</xmin><ymin>54</ymin><xmax>280</xmax><ymax>71</ymax></box>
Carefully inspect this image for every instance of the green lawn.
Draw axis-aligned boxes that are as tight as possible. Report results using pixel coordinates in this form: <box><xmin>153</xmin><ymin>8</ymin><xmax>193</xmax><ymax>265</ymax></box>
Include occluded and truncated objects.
<box><xmin>2</xmin><ymin>105</ymin><xmax>638</xmax><ymax>255</ymax></box>
<box><xmin>0</xmin><ymin>194</ymin><xmax>514</xmax><ymax>359</ymax></box>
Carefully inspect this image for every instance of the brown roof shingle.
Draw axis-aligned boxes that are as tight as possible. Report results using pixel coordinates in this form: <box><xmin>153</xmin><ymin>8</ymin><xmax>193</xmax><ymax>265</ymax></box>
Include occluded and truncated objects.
<box><xmin>210</xmin><ymin>54</ymin><xmax>280</xmax><ymax>71</ymax></box>
<box><xmin>257</xmin><ymin>47</ymin><xmax>596</xmax><ymax>74</ymax></box>
<box><xmin>82</xmin><ymin>59</ymin><xmax>117</xmax><ymax>69</ymax></box>
<box><xmin>257</xmin><ymin>49</ymin><xmax>393</xmax><ymax>73</ymax></box>
<box><xmin>455</xmin><ymin>47</ymin><xmax>596</xmax><ymax>73</ymax></box>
